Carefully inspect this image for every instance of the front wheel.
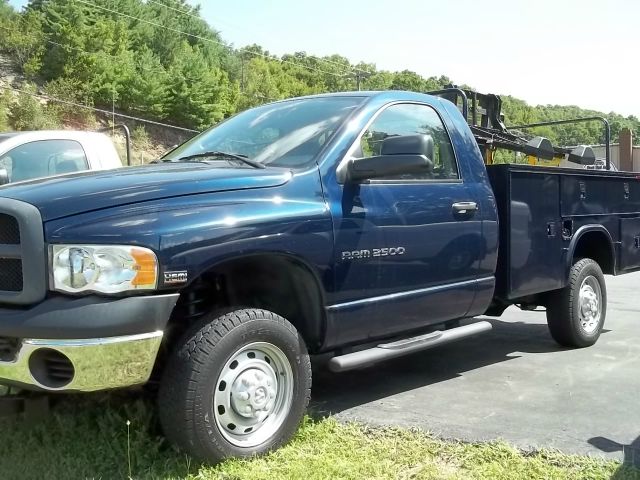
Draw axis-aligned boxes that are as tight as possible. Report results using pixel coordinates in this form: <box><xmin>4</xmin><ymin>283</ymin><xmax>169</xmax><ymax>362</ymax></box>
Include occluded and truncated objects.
<box><xmin>158</xmin><ymin>308</ymin><xmax>311</xmax><ymax>463</ymax></box>
<box><xmin>546</xmin><ymin>258</ymin><xmax>606</xmax><ymax>347</ymax></box>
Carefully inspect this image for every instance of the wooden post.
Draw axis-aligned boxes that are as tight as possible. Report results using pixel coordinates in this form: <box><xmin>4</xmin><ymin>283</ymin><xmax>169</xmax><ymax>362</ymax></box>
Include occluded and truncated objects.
<box><xmin>620</xmin><ymin>127</ymin><xmax>633</xmax><ymax>171</ymax></box>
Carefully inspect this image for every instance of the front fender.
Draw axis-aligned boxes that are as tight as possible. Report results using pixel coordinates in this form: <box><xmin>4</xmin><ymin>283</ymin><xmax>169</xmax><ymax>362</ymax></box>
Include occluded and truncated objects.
<box><xmin>45</xmin><ymin>169</ymin><xmax>334</xmax><ymax>293</ymax></box>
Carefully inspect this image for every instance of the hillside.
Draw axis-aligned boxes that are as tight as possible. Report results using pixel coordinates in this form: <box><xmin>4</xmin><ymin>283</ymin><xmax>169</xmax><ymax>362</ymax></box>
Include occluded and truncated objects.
<box><xmin>0</xmin><ymin>0</ymin><xmax>638</xmax><ymax>154</ymax></box>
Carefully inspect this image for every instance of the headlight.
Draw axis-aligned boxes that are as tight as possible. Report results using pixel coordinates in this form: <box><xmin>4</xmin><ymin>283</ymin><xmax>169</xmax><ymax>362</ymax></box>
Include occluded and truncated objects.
<box><xmin>50</xmin><ymin>245</ymin><xmax>158</xmax><ymax>294</ymax></box>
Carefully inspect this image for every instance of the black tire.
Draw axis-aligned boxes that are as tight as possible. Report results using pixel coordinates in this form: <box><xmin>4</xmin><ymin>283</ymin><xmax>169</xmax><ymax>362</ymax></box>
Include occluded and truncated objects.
<box><xmin>158</xmin><ymin>308</ymin><xmax>311</xmax><ymax>463</ymax></box>
<box><xmin>546</xmin><ymin>258</ymin><xmax>606</xmax><ymax>347</ymax></box>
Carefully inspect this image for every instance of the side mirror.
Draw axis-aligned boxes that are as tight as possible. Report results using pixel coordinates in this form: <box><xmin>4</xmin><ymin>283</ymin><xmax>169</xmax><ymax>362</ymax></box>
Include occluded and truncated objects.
<box><xmin>380</xmin><ymin>134</ymin><xmax>434</xmax><ymax>159</ymax></box>
<box><xmin>343</xmin><ymin>134</ymin><xmax>434</xmax><ymax>183</ymax></box>
<box><xmin>0</xmin><ymin>169</ymin><xmax>9</xmax><ymax>186</ymax></box>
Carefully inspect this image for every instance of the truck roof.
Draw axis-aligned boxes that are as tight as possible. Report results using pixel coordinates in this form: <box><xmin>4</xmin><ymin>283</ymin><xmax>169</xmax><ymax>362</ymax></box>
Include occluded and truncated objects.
<box><xmin>0</xmin><ymin>133</ymin><xmax>18</xmax><ymax>143</ymax></box>
<box><xmin>0</xmin><ymin>130</ymin><xmax>111</xmax><ymax>143</ymax></box>
<box><xmin>271</xmin><ymin>90</ymin><xmax>440</xmax><ymax>104</ymax></box>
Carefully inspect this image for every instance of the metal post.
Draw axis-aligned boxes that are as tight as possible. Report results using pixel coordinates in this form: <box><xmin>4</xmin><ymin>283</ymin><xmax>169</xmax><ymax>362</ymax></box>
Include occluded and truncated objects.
<box><xmin>123</xmin><ymin>124</ymin><xmax>132</xmax><ymax>166</ymax></box>
<box><xmin>98</xmin><ymin>124</ymin><xmax>132</xmax><ymax>166</ymax></box>
<box><xmin>426</xmin><ymin>88</ymin><xmax>469</xmax><ymax>120</ymax></box>
<box><xmin>472</xmin><ymin>91</ymin><xmax>478</xmax><ymax>126</ymax></box>
<box><xmin>605</xmin><ymin>121</ymin><xmax>611</xmax><ymax>170</ymax></box>
<box><xmin>112</xmin><ymin>88</ymin><xmax>116</xmax><ymax>136</ymax></box>
<box><xmin>353</xmin><ymin>71</ymin><xmax>371</xmax><ymax>91</ymax></box>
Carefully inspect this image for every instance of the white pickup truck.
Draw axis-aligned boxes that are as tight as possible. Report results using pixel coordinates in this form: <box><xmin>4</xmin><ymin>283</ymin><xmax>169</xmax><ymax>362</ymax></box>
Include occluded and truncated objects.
<box><xmin>0</xmin><ymin>130</ymin><xmax>124</xmax><ymax>185</ymax></box>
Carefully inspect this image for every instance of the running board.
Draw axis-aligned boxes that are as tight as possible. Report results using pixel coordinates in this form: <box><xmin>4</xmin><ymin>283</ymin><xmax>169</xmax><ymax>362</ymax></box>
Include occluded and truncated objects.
<box><xmin>327</xmin><ymin>320</ymin><xmax>492</xmax><ymax>372</ymax></box>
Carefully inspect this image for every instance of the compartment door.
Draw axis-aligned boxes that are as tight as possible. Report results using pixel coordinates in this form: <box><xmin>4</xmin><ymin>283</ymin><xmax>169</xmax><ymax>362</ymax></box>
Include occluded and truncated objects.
<box><xmin>508</xmin><ymin>171</ymin><xmax>564</xmax><ymax>298</ymax></box>
<box><xmin>619</xmin><ymin>217</ymin><xmax>640</xmax><ymax>271</ymax></box>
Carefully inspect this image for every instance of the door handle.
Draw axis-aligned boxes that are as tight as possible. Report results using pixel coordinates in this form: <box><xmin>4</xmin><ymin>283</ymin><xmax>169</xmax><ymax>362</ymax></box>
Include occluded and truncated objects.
<box><xmin>452</xmin><ymin>202</ymin><xmax>478</xmax><ymax>216</ymax></box>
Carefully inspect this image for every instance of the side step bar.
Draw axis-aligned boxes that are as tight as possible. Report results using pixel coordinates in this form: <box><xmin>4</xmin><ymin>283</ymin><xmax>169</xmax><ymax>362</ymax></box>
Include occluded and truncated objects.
<box><xmin>328</xmin><ymin>320</ymin><xmax>492</xmax><ymax>372</ymax></box>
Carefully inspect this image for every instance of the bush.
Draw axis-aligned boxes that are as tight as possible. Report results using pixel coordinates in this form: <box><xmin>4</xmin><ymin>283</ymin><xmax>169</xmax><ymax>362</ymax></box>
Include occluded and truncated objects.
<box><xmin>132</xmin><ymin>125</ymin><xmax>151</xmax><ymax>150</ymax></box>
<box><xmin>8</xmin><ymin>84</ymin><xmax>61</xmax><ymax>131</ymax></box>
<box><xmin>43</xmin><ymin>78</ymin><xmax>96</xmax><ymax>129</ymax></box>
<box><xmin>131</xmin><ymin>125</ymin><xmax>153</xmax><ymax>164</ymax></box>
<box><xmin>0</xmin><ymin>90</ymin><xmax>10</xmax><ymax>131</ymax></box>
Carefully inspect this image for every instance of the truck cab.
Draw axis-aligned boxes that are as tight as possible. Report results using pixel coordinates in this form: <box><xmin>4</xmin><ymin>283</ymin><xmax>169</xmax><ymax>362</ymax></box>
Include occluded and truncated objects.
<box><xmin>314</xmin><ymin>93</ymin><xmax>497</xmax><ymax>345</ymax></box>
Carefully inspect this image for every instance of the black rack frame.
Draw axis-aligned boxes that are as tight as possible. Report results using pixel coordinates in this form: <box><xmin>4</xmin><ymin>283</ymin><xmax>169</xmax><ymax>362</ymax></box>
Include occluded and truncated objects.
<box><xmin>427</xmin><ymin>88</ymin><xmax>612</xmax><ymax>170</ymax></box>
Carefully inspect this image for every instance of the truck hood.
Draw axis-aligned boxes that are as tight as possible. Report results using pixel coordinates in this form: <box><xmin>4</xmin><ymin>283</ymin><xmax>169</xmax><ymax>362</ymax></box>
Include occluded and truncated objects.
<box><xmin>0</xmin><ymin>163</ymin><xmax>292</xmax><ymax>221</ymax></box>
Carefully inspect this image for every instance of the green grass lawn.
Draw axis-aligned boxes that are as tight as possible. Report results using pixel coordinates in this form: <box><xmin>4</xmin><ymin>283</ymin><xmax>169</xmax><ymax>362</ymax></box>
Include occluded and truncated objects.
<box><xmin>0</xmin><ymin>394</ymin><xmax>637</xmax><ymax>480</ymax></box>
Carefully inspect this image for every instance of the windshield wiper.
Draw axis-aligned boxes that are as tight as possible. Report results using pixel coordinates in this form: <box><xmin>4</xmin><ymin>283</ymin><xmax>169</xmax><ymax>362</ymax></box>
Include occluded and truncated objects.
<box><xmin>175</xmin><ymin>151</ymin><xmax>266</xmax><ymax>169</ymax></box>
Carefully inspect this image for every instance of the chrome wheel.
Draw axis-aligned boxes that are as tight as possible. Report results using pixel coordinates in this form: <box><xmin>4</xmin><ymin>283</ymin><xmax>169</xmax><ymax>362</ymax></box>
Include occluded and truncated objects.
<box><xmin>213</xmin><ymin>342</ymin><xmax>293</xmax><ymax>447</ymax></box>
<box><xmin>579</xmin><ymin>275</ymin><xmax>602</xmax><ymax>334</ymax></box>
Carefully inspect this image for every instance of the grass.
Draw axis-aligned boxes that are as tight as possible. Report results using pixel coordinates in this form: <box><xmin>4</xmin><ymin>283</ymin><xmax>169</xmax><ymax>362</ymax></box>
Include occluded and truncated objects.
<box><xmin>0</xmin><ymin>394</ymin><xmax>637</xmax><ymax>480</ymax></box>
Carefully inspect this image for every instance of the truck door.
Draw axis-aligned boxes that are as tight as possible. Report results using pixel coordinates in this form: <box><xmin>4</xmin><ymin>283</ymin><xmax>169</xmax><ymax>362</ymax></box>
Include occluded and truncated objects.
<box><xmin>328</xmin><ymin>102</ymin><xmax>483</xmax><ymax>343</ymax></box>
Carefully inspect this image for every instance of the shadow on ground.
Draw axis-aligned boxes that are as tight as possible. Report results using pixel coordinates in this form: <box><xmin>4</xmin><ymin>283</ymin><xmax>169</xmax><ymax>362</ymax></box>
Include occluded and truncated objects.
<box><xmin>590</xmin><ymin>435</ymin><xmax>640</xmax><ymax>478</ymax></box>
<box><xmin>310</xmin><ymin>316</ymin><xmax>562</xmax><ymax>416</ymax></box>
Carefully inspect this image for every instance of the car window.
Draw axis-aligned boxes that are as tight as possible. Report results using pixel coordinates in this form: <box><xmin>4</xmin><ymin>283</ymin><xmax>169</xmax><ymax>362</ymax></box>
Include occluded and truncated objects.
<box><xmin>0</xmin><ymin>139</ymin><xmax>88</xmax><ymax>183</ymax></box>
<box><xmin>358</xmin><ymin>103</ymin><xmax>459</xmax><ymax>181</ymax></box>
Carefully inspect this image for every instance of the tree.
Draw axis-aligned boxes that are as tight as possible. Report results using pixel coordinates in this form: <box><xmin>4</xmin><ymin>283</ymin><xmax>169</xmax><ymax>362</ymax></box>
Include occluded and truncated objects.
<box><xmin>43</xmin><ymin>77</ymin><xmax>95</xmax><ymax>128</ymax></box>
<box><xmin>0</xmin><ymin>0</ymin><xmax>636</xmax><ymax>141</ymax></box>
<box><xmin>0</xmin><ymin>7</ymin><xmax>44</xmax><ymax>77</ymax></box>
<box><xmin>165</xmin><ymin>42</ymin><xmax>234</xmax><ymax>129</ymax></box>
<box><xmin>120</xmin><ymin>47</ymin><xmax>169</xmax><ymax>118</ymax></box>
<box><xmin>390</xmin><ymin>70</ymin><xmax>428</xmax><ymax>92</ymax></box>
<box><xmin>236</xmin><ymin>57</ymin><xmax>285</xmax><ymax>110</ymax></box>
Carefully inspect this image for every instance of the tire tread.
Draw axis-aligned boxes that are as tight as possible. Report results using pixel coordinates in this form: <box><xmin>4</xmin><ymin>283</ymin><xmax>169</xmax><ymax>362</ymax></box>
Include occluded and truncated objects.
<box><xmin>158</xmin><ymin>308</ymin><xmax>311</xmax><ymax>462</ymax></box>
<box><xmin>546</xmin><ymin>258</ymin><xmax>606</xmax><ymax>347</ymax></box>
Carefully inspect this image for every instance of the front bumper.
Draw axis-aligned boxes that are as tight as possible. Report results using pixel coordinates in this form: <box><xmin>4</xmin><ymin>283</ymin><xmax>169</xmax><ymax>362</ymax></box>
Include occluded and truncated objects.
<box><xmin>0</xmin><ymin>293</ymin><xmax>179</xmax><ymax>339</ymax></box>
<box><xmin>0</xmin><ymin>332</ymin><xmax>163</xmax><ymax>392</ymax></box>
<box><xmin>0</xmin><ymin>293</ymin><xmax>179</xmax><ymax>391</ymax></box>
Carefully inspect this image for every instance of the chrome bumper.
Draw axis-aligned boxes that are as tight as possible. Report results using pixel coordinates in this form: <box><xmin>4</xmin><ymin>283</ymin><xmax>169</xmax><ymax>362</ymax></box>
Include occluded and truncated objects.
<box><xmin>0</xmin><ymin>331</ymin><xmax>163</xmax><ymax>392</ymax></box>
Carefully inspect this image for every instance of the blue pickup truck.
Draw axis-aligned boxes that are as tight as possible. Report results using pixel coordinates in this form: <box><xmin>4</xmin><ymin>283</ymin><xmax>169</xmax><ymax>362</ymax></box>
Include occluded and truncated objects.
<box><xmin>0</xmin><ymin>90</ymin><xmax>638</xmax><ymax>462</ymax></box>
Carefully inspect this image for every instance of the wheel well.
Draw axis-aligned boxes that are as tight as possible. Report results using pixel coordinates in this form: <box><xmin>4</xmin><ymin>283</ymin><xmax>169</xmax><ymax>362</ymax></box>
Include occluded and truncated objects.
<box><xmin>167</xmin><ymin>254</ymin><xmax>326</xmax><ymax>352</ymax></box>
<box><xmin>572</xmin><ymin>231</ymin><xmax>615</xmax><ymax>274</ymax></box>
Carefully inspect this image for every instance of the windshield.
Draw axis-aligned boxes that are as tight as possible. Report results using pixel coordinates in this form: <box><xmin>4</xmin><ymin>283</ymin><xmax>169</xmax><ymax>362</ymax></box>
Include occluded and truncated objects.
<box><xmin>164</xmin><ymin>96</ymin><xmax>364</xmax><ymax>168</ymax></box>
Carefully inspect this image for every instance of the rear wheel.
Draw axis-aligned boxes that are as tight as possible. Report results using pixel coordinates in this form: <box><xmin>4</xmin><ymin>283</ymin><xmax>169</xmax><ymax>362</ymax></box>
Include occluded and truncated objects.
<box><xmin>546</xmin><ymin>258</ymin><xmax>606</xmax><ymax>347</ymax></box>
<box><xmin>158</xmin><ymin>308</ymin><xmax>311</xmax><ymax>463</ymax></box>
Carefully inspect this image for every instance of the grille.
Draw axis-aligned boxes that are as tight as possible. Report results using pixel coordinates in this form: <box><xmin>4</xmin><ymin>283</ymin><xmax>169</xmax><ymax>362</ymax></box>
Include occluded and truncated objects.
<box><xmin>42</xmin><ymin>351</ymin><xmax>75</xmax><ymax>385</ymax></box>
<box><xmin>0</xmin><ymin>213</ymin><xmax>20</xmax><ymax>244</ymax></box>
<box><xmin>29</xmin><ymin>349</ymin><xmax>75</xmax><ymax>388</ymax></box>
<box><xmin>0</xmin><ymin>259</ymin><xmax>23</xmax><ymax>292</ymax></box>
<box><xmin>0</xmin><ymin>199</ymin><xmax>46</xmax><ymax>305</ymax></box>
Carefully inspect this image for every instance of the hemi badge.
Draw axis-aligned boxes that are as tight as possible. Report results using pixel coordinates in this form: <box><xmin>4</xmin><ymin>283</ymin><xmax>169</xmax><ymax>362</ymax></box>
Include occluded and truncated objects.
<box><xmin>164</xmin><ymin>270</ymin><xmax>188</xmax><ymax>285</ymax></box>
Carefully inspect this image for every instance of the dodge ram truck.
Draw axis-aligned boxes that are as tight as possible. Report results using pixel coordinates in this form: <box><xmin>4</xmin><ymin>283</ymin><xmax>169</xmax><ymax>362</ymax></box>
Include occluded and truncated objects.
<box><xmin>0</xmin><ymin>90</ymin><xmax>638</xmax><ymax>462</ymax></box>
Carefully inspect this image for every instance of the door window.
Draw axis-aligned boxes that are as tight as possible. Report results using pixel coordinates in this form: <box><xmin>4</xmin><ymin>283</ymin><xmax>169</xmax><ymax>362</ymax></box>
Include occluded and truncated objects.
<box><xmin>0</xmin><ymin>139</ymin><xmax>88</xmax><ymax>183</ymax></box>
<box><xmin>358</xmin><ymin>103</ymin><xmax>459</xmax><ymax>180</ymax></box>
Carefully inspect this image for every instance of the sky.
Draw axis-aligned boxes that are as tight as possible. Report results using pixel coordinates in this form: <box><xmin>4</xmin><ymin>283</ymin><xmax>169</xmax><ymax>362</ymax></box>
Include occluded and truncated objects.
<box><xmin>9</xmin><ymin>0</ymin><xmax>640</xmax><ymax>117</ymax></box>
